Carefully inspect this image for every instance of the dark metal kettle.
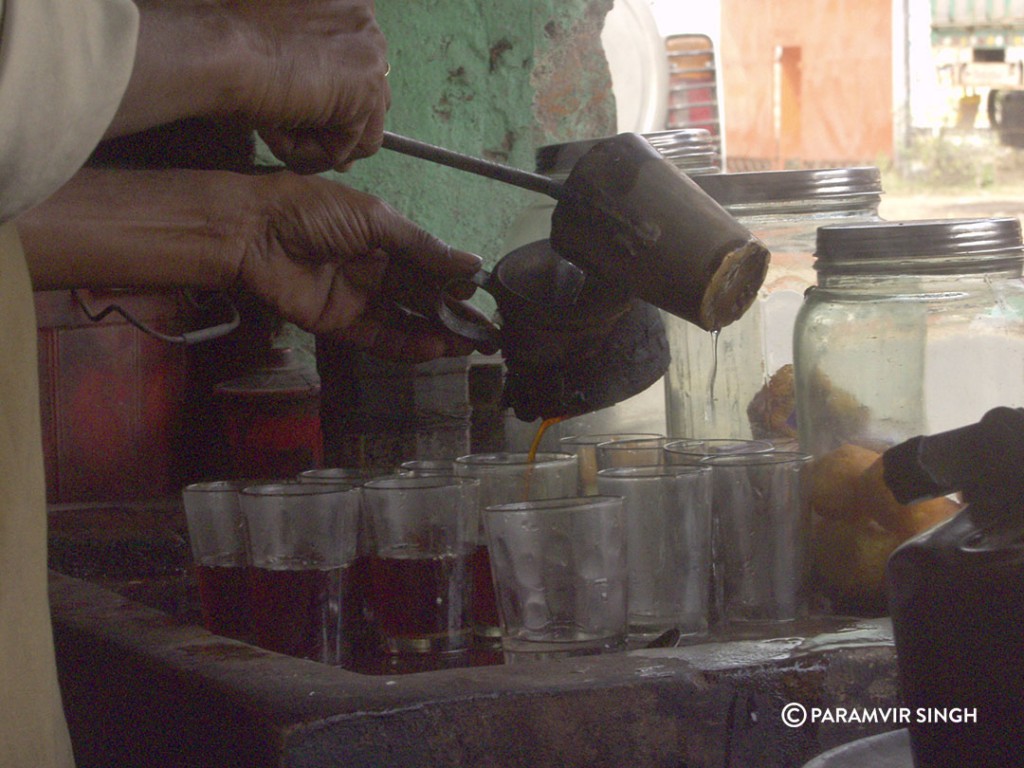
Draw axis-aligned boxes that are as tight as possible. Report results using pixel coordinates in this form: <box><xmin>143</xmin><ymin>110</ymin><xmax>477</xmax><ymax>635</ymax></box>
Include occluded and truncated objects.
<box><xmin>389</xmin><ymin>239</ymin><xmax>669</xmax><ymax>421</ymax></box>
<box><xmin>380</xmin><ymin>131</ymin><xmax>770</xmax><ymax>420</ymax></box>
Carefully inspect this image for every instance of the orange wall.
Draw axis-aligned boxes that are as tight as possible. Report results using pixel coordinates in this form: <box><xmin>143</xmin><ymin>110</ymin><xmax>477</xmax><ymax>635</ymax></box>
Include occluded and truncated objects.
<box><xmin>720</xmin><ymin>0</ymin><xmax>894</xmax><ymax>166</ymax></box>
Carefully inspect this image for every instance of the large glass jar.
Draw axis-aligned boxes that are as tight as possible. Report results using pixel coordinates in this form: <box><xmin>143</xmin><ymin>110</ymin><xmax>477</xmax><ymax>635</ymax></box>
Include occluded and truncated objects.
<box><xmin>500</xmin><ymin>129</ymin><xmax>721</xmax><ymax>443</ymax></box>
<box><xmin>793</xmin><ymin>217</ymin><xmax>1024</xmax><ymax>616</ymax></box>
<box><xmin>794</xmin><ymin>217</ymin><xmax>1024</xmax><ymax>455</ymax></box>
<box><xmin>664</xmin><ymin>167</ymin><xmax>883</xmax><ymax>440</ymax></box>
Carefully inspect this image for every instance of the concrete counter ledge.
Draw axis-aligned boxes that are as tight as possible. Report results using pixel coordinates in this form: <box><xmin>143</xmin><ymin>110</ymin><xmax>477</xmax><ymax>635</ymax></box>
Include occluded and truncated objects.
<box><xmin>51</xmin><ymin>571</ymin><xmax>900</xmax><ymax>768</ymax></box>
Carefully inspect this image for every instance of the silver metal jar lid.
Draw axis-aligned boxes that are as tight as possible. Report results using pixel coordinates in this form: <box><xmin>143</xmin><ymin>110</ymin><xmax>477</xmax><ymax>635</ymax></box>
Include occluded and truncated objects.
<box><xmin>694</xmin><ymin>166</ymin><xmax>882</xmax><ymax>205</ymax></box>
<box><xmin>535</xmin><ymin>129</ymin><xmax>720</xmax><ymax>177</ymax></box>
<box><xmin>815</xmin><ymin>217</ymin><xmax>1024</xmax><ymax>273</ymax></box>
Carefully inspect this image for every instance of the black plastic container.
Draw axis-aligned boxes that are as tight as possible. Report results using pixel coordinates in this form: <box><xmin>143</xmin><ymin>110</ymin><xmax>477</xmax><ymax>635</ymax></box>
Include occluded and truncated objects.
<box><xmin>885</xmin><ymin>407</ymin><xmax>1024</xmax><ymax>768</ymax></box>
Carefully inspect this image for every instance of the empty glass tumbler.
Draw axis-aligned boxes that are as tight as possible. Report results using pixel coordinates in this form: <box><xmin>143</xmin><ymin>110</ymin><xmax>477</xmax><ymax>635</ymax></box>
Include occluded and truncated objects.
<box><xmin>596</xmin><ymin>466</ymin><xmax>713</xmax><ymax>640</ymax></box>
<box><xmin>483</xmin><ymin>495</ymin><xmax>629</xmax><ymax>661</ymax></box>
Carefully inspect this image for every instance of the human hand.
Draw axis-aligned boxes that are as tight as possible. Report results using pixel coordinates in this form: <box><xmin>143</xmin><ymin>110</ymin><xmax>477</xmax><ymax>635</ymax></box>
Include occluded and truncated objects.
<box><xmin>234</xmin><ymin>0</ymin><xmax>390</xmax><ymax>173</ymax></box>
<box><xmin>115</xmin><ymin>0</ymin><xmax>390</xmax><ymax>173</ymax></box>
<box><xmin>20</xmin><ymin>167</ymin><xmax>483</xmax><ymax>363</ymax></box>
<box><xmin>236</xmin><ymin>171</ymin><xmax>485</xmax><ymax>361</ymax></box>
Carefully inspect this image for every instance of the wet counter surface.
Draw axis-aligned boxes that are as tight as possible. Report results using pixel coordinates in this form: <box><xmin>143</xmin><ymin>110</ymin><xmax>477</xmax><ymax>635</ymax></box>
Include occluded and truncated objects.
<box><xmin>50</xmin><ymin>561</ymin><xmax>901</xmax><ymax>768</ymax></box>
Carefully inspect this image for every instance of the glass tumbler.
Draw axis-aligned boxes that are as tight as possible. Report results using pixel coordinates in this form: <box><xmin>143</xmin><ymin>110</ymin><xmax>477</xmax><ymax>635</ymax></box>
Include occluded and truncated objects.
<box><xmin>361</xmin><ymin>475</ymin><xmax>480</xmax><ymax>655</ymax></box>
<box><xmin>182</xmin><ymin>479</ymin><xmax>254</xmax><ymax>642</ymax></box>
<box><xmin>596</xmin><ymin>465</ymin><xmax>713</xmax><ymax>641</ymax></box>
<box><xmin>454</xmin><ymin>452</ymin><xmax>579</xmax><ymax>638</ymax></box>
<box><xmin>484</xmin><ymin>495</ymin><xmax>628</xmax><ymax>661</ymax></box>
<box><xmin>559</xmin><ymin>432</ymin><xmax>663</xmax><ymax>495</ymax></box>
<box><xmin>700</xmin><ymin>451</ymin><xmax>812</xmax><ymax>626</ymax></box>
<box><xmin>239</xmin><ymin>482</ymin><xmax>361</xmax><ymax>665</ymax></box>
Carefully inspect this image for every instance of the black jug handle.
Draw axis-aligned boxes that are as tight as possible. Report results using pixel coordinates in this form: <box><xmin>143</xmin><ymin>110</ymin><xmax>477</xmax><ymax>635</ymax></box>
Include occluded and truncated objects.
<box><xmin>391</xmin><ymin>270</ymin><xmax>502</xmax><ymax>355</ymax></box>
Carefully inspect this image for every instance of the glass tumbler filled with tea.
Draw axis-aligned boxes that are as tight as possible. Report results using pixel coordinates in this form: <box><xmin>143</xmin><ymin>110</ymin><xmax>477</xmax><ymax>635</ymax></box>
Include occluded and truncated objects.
<box><xmin>296</xmin><ymin>468</ymin><xmax>377</xmax><ymax>658</ymax></box>
<box><xmin>239</xmin><ymin>482</ymin><xmax>362</xmax><ymax>666</ymax></box>
<box><xmin>361</xmin><ymin>475</ymin><xmax>481</xmax><ymax>655</ymax></box>
<box><xmin>182</xmin><ymin>479</ymin><xmax>254</xmax><ymax>642</ymax></box>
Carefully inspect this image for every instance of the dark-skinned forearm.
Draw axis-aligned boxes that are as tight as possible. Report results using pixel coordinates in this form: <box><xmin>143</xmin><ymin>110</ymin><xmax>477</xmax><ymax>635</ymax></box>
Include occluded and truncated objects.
<box><xmin>17</xmin><ymin>167</ymin><xmax>251</xmax><ymax>291</ymax></box>
<box><xmin>104</xmin><ymin>1</ymin><xmax>251</xmax><ymax>139</ymax></box>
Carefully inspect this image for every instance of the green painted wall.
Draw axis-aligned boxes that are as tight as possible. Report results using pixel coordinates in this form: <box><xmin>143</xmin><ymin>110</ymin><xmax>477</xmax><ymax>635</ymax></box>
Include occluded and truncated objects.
<box><xmin>324</xmin><ymin>0</ymin><xmax>616</xmax><ymax>268</ymax></box>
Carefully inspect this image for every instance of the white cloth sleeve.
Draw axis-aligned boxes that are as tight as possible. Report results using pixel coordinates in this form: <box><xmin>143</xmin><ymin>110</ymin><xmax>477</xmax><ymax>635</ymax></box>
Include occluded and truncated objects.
<box><xmin>0</xmin><ymin>0</ymin><xmax>139</xmax><ymax>222</ymax></box>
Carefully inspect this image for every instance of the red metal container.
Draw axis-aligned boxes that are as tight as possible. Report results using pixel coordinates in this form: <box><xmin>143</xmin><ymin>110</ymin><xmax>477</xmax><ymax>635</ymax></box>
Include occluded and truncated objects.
<box><xmin>35</xmin><ymin>290</ymin><xmax>193</xmax><ymax>503</ymax></box>
<box><xmin>214</xmin><ymin>347</ymin><xmax>323</xmax><ymax>480</ymax></box>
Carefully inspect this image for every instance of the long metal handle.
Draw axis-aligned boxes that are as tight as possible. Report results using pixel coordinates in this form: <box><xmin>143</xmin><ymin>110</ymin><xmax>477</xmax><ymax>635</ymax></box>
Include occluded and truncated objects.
<box><xmin>381</xmin><ymin>131</ymin><xmax>563</xmax><ymax>199</ymax></box>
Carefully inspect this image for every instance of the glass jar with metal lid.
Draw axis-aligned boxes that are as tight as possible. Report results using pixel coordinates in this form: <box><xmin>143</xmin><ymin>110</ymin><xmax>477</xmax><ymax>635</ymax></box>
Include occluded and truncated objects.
<box><xmin>793</xmin><ymin>217</ymin><xmax>1024</xmax><ymax>617</ymax></box>
<box><xmin>499</xmin><ymin>129</ymin><xmax>721</xmax><ymax>441</ymax></box>
<box><xmin>663</xmin><ymin>167</ymin><xmax>884</xmax><ymax>442</ymax></box>
<box><xmin>794</xmin><ymin>217</ymin><xmax>1024</xmax><ymax>457</ymax></box>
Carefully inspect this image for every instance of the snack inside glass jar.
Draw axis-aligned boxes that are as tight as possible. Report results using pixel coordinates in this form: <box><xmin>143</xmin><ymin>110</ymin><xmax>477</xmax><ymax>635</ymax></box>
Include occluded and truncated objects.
<box><xmin>794</xmin><ymin>217</ymin><xmax>1022</xmax><ymax>614</ymax></box>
